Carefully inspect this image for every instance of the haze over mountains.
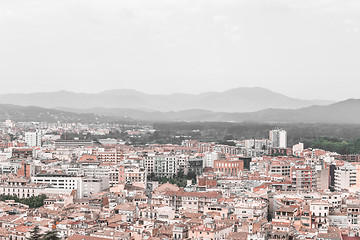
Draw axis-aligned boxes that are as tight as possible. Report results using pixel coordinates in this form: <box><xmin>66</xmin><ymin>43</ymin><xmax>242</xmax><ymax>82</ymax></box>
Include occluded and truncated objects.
<box><xmin>0</xmin><ymin>98</ymin><xmax>358</xmax><ymax>124</ymax></box>
<box><xmin>0</xmin><ymin>104</ymin><xmax>116</xmax><ymax>123</ymax></box>
<box><xmin>0</xmin><ymin>87</ymin><xmax>333</xmax><ymax>113</ymax></box>
<box><xmin>56</xmin><ymin>99</ymin><xmax>360</xmax><ymax>124</ymax></box>
<box><xmin>0</xmin><ymin>87</ymin><xmax>358</xmax><ymax>124</ymax></box>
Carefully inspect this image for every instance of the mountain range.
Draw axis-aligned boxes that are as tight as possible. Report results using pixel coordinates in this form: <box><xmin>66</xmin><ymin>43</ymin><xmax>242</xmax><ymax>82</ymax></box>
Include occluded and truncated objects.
<box><xmin>0</xmin><ymin>104</ymin><xmax>118</xmax><ymax>123</ymax></box>
<box><xmin>0</xmin><ymin>87</ymin><xmax>333</xmax><ymax>112</ymax></box>
<box><xmin>56</xmin><ymin>99</ymin><xmax>360</xmax><ymax>123</ymax></box>
<box><xmin>0</xmin><ymin>87</ymin><xmax>358</xmax><ymax>124</ymax></box>
<box><xmin>0</xmin><ymin>99</ymin><xmax>359</xmax><ymax>124</ymax></box>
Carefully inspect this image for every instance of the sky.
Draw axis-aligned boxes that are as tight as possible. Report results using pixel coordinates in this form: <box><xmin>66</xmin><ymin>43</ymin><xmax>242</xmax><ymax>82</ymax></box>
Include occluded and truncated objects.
<box><xmin>0</xmin><ymin>0</ymin><xmax>360</xmax><ymax>101</ymax></box>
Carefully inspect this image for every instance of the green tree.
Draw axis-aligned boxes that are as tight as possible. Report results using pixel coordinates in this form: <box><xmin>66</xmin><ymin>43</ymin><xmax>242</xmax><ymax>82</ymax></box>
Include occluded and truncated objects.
<box><xmin>177</xmin><ymin>170</ymin><xmax>185</xmax><ymax>179</ymax></box>
<box><xmin>186</xmin><ymin>171</ymin><xmax>196</xmax><ymax>181</ymax></box>
<box><xmin>28</xmin><ymin>226</ymin><xmax>42</xmax><ymax>240</ymax></box>
<box><xmin>0</xmin><ymin>194</ymin><xmax>47</xmax><ymax>208</ymax></box>
<box><xmin>42</xmin><ymin>231</ymin><xmax>60</xmax><ymax>240</ymax></box>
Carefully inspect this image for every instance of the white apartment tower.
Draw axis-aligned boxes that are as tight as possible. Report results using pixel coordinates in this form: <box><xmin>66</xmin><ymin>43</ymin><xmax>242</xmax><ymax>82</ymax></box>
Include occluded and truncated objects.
<box><xmin>269</xmin><ymin>129</ymin><xmax>287</xmax><ymax>149</ymax></box>
<box><xmin>25</xmin><ymin>131</ymin><xmax>42</xmax><ymax>147</ymax></box>
<box><xmin>334</xmin><ymin>163</ymin><xmax>357</xmax><ymax>191</ymax></box>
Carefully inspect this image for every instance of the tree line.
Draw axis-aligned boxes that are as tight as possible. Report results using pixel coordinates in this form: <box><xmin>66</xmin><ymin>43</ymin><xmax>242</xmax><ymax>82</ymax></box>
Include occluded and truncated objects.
<box><xmin>304</xmin><ymin>137</ymin><xmax>360</xmax><ymax>155</ymax></box>
<box><xmin>0</xmin><ymin>194</ymin><xmax>47</xmax><ymax>208</ymax></box>
<box><xmin>147</xmin><ymin>170</ymin><xmax>197</xmax><ymax>187</ymax></box>
<box><xmin>29</xmin><ymin>226</ymin><xmax>60</xmax><ymax>240</ymax></box>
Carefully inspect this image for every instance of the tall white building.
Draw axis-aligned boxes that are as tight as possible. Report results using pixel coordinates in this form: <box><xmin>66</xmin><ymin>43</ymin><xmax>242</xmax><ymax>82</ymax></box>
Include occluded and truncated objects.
<box><xmin>269</xmin><ymin>129</ymin><xmax>287</xmax><ymax>148</ymax></box>
<box><xmin>5</xmin><ymin>120</ymin><xmax>15</xmax><ymax>128</ymax></box>
<box><xmin>31</xmin><ymin>173</ymin><xmax>109</xmax><ymax>198</ymax></box>
<box><xmin>153</xmin><ymin>155</ymin><xmax>178</xmax><ymax>178</ymax></box>
<box><xmin>292</xmin><ymin>142</ymin><xmax>304</xmax><ymax>156</ymax></box>
<box><xmin>334</xmin><ymin>163</ymin><xmax>357</xmax><ymax>191</ymax></box>
<box><xmin>25</xmin><ymin>131</ymin><xmax>42</xmax><ymax>147</ymax></box>
<box><xmin>204</xmin><ymin>152</ymin><xmax>221</xmax><ymax>168</ymax></box>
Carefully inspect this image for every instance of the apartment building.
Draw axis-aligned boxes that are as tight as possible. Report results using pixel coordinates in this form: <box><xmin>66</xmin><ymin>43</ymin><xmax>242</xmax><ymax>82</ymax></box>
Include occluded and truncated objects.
<box><xmin>214</xmin><ymin>159</ymin><xmax>244</xmax><ymax>176</ymax></box>
<box><xmin>233</xmin><ymin>200</ymin><xmax>268</xmax><ymax>220</ymax></box>
<box><xmin>163</xmin><ymin>191</ymin><xmax>222</xmax><ymax>213</ymax></box>
<box><xmin>54</xmin><ymin>140</ymin><xmax>94</xmax><ymax>148</ymax></box>
<box><xmin>11</xmin><ymin>148</ymin><xmax>33</xmax><ymax>159</ymax></box>
<box><xmin>153</xmin><ymin>155</ymin><xmax>178</xmax><ymax>178</ymax></box>
<box><xmin>16</xmin><ymin>162</ymin><xmax>35</xmax><ymax>178</ymax></box>
<box><xmin>0</xmin><ymin>178</ymin><xmax>45</xmax><ymax>198</ymax></box>
<box><xmin>109</xmin><ymin>166</ymin><xmax>120</xmax><ymax>186</ymax></box>
<box><xmin>32</xmin><ymin>173</ymin><xmax>82</xmax><ymax>196</ymax></box>
<box><xmin>188</xmin><ymin>221</ymin><xmax>233</xmax><ymax>240</ymax></box>
<box><xmin>334</xmin><ymin>163</ymin><xmax>357</xmax><ymax>191</ymax></box>
<box><xmin>119</xmin><ymin>165</ymin><xmax>146</xmax><ymax>185</ymax></box>
<box><xmin>269</xmin><ymin>129</ymin><xmax>287</xmax><ymax>149</ymax></box>
<box><xmin>32</xmin><ymin>173</ymin><xmax>108</xmax><ymax>198</ymax></box>
<box><xmin>188</xmin><ymin>156</ymin><xmax>203</xmax><ymax>175</ymax></box>
<box><xmin>269</xmin><ymin>161</ymin><xmax>291</xmax><ymax>176</ymax></box>
<box><xmin>67</xmin><ymin>163</ymin><xmax>107</xmax><ymax>178</ymax></box>
<box><xmin>82</xmin><ymin>177</ymin><xmax>107</xmax><ymax>198</ymax></box>
<box><xmin>347</xmin><ymin>201</ymin><xmax>360</xmax><ymax>233</ymax></box>
<box><xmin>95</xmin><ymin>149</ymin><xmax>122</xmax><ymax>163</ymax></box>
<box><xmin>25</xmin><ymin>131</ymin><xmax>42</xmax><ymax>147</ymax></box>
<box><xmin>144</xmin><ymin>155</ymin><xmax>155</xmax><ymax>174</ymax></box>
<box><xmin>291</xmin><ymin>166</ymin><xmax>315</xmax><ymax>190</ymax></box>
<box><xmin>310</xmin><ymin>201</ymin><xmax>329</xmax><ymax>229</ymax></box>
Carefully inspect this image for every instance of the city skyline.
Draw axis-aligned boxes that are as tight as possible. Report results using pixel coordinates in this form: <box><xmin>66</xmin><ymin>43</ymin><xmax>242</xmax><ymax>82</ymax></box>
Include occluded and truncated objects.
<box><xmin>1</xmin><ymin>0</ymin><xmax>360</xmax><ymax>239</ymax></box>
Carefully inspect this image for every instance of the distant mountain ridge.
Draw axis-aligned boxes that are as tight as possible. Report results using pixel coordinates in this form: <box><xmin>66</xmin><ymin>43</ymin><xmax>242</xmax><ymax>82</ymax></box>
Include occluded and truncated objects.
<box><xmin>0</xmin><ymin>87</ymin><xmax>333</xmax><ymax>112</ymax></box>
<box><xmin>0</xmin><ymin>98</ymin><xmax>358</xmax><ymax>124</ymax></box>
<box><xmin>58</xmin><ymin>98</ymin><xmax>360</xmax><ymax>124</ymax></box>
<box><xmin>0</xmin><ymin>104</ymin><xmax>119</xmax><ymax>123</ymax></box>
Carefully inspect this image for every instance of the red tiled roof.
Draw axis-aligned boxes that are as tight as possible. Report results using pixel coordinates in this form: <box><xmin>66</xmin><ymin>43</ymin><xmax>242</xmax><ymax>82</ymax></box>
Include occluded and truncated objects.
<box><xmin>67</xmin><ymin>234</ymin><xmax>110</xmax><ymax>240</ymax></box>
<box><xmin>342</xmin><ymin>236</ymin><xmax>360</xmax><ymax>240</ymax></box>
<box><xmin>164</xmin><ymin>191</ymin><xmax>221</xmax><ymax>198</ymax></box>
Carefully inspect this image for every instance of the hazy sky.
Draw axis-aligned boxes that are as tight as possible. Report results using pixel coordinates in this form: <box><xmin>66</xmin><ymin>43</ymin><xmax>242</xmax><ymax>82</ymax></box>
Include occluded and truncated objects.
<box><xmin>1</xmin><ymin>0</ymin><xmax>360</xmax><ymax>100</ymax></box>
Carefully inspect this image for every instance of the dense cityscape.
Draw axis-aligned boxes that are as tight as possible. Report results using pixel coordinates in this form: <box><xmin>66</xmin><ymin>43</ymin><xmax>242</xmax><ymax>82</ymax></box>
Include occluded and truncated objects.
<box><xmin>0</xmin><ymin>120</ymin><xmax>358</xmax><ymax>240</ymax></box>
<box><xmin>2</xmin><ymin>0</ymin><xmax>360</xmax><ymax>239</ymax></box>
